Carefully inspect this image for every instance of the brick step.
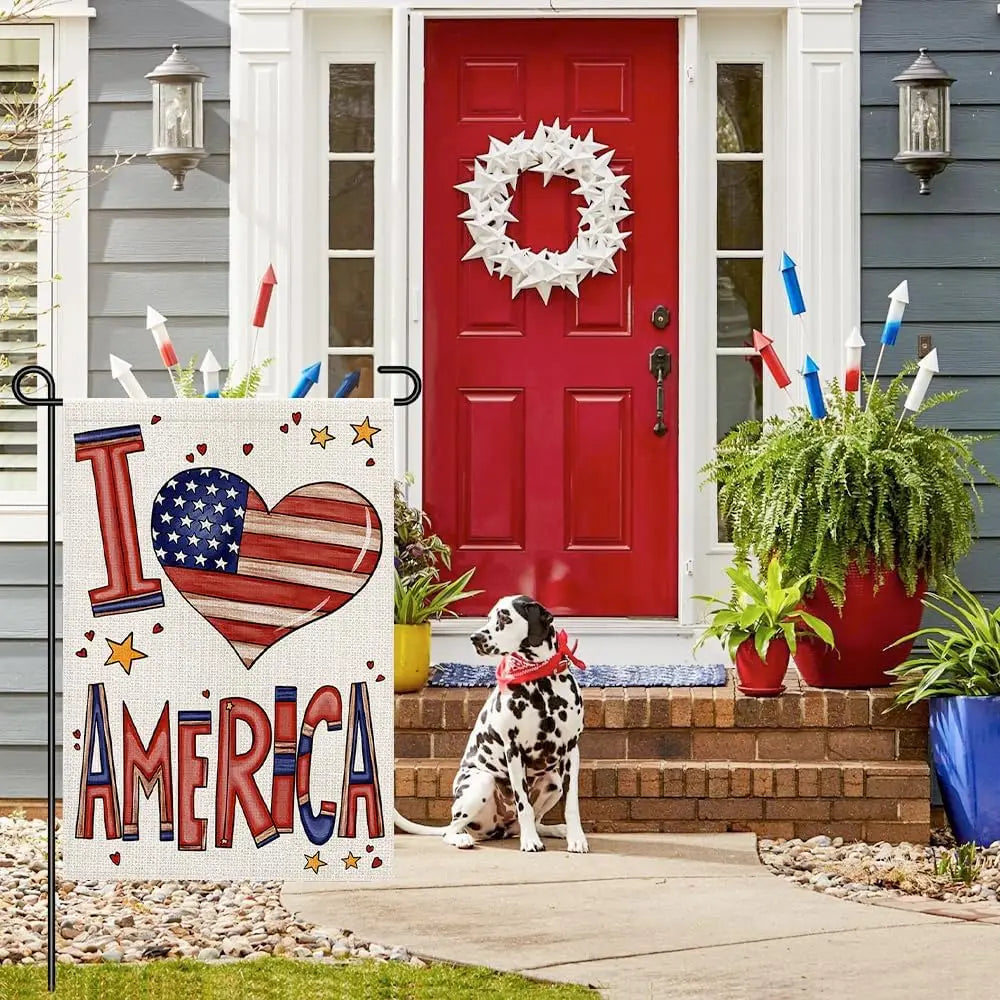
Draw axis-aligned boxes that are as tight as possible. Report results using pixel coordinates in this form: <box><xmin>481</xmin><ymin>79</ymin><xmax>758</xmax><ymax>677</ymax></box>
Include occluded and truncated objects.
<box><xmin>394</xmin><ymin>758</ymin><xmax>932</xmax><ymax>844</ymax></box>
<box><xmin>395</xmin><ymin>682</ymin><xmax>928</xmax><ymax>763</ymax></box>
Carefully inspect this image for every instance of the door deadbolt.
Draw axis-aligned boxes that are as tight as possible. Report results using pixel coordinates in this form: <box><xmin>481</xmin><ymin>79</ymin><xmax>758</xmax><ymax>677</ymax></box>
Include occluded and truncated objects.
<box><xmin>651</xmin><ymin>305</ymin><xmax>670</xmax><ymax>330</ymax></box>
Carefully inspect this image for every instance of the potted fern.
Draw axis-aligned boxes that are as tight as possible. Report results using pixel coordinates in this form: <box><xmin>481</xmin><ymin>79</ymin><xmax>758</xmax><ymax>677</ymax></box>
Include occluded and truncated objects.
<box><xmin>704</xmin><ymin>367</ymin><xmax>992</xmax><ymax>688</ymax></box>
<box><xmin>394</xmin><ymin>476</ymin><xmax>482</xmax><ymax>692</ymax></box>
<box><xmin>695</xmin><ymin>557</ymin><xmax>833</xmax><ymax>696</ymax></box>
<box><xmin>888</xmin><ymin>578</ymin><xmax>1000</xmax><ymax>846</ymax></box>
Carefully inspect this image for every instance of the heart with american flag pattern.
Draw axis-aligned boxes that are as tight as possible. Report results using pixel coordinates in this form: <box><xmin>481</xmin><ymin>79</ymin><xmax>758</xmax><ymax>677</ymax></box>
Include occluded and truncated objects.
<box><xmin>150</xmin><ymin>467</ymin><xmax>382</xmax><ymax>668</ymax></box>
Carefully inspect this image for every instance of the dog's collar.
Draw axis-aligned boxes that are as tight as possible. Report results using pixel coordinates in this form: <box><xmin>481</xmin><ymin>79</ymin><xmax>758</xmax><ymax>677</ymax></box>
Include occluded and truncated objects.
<box><xmin>496</xmin><ymin>629</ymin><xmax>586</xmax><ymax>688</ymax></box>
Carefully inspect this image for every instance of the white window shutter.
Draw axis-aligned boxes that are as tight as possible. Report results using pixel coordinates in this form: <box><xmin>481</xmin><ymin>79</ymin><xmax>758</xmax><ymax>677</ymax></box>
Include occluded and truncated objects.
<box><xmin>0</xmin><ymin>41</ymin><xmax>41</xmax><ymax>495</ymax></box>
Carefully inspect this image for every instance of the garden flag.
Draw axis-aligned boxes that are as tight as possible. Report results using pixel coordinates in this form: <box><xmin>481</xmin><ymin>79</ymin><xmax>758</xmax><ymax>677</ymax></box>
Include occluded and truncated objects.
<box><xmin>62</xmin><ymin>399</ymin><xmax>394</xmax><ymax>881</ymax></box>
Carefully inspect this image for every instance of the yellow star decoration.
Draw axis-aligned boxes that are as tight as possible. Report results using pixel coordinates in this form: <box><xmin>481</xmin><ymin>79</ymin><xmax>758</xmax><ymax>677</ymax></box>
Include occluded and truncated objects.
<box><xmin>303</xmin><ymin>851</ymin><xmax>328</xmax><ymax>875</ymax></box>
<box><xmin>104</xmin><ymin>633</ymin><xmax>147</xmax><ymax>675</ymax></box>
<box><xmin>349</xmin><ymin>416</ymin><xmax>381</xmax><ymax>448</ymax></box>
<box><xmin>341</xmin><ymin>851</ymin><xmax>361</xmax><ymax>870</ymax></box>
<box><xmin>310</xmin><ymin>426</ymin><xmax>335</xmax><ymax>449</ymax></box>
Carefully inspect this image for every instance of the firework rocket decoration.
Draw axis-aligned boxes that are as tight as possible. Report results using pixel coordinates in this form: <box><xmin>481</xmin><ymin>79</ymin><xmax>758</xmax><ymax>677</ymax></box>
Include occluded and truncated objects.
<box><xmin>752</xmin><ymin>329</ymin><xmax>794</xmax><ymax>402</ymax></box>
<box><xmin>108</xmin><ymin>354</ymin><xmax>148</xmax><ymax>400</ymax></box>
<box><xmin>844</xmin><ymin>327</ymin><xmax>865</xmax><ymax>394</ymax></box>
<box><xmin>200</xmin><ymin>349</ymin><xmax>222</xmax><ymax>398</ymax></box>
<box><xmin>871</xmin><ymin>280</ymin><xmax>909</xmax><ymax>390</ymax></box>
<box><xmin>780</xmin><ymin>253</ymin><xmax>806</xmax><ymax>316</ymax></box>
<box><xmin>146</xmin><ymin>306</ymin><xmax>182</xmax><ymax>398</ymax></box>
<box><xmin>902</xmin><ymin>347</ymin><xmax>939</xmax><ymax>419</ymax></box>
<box><xmin>290</xmin><ymin>362</ymin><xmax>322</xmax><ymax>399</ymax></box>
<box><xmin>802</xmin><ymin>355</ymin><xmax>827</xmax><ymax>419</ymax></box>
<box><xmin>248</xmin><ymin>264</ymin><xmax>277</xmax><ymax>373</ymax></box>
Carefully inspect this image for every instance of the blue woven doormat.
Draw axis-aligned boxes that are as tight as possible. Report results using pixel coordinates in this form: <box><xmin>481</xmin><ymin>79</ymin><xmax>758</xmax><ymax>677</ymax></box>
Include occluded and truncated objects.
<box><xmin>427</xmin><ymin>662</ymin><xmax>728</xmax><ymax>688</ymax></box>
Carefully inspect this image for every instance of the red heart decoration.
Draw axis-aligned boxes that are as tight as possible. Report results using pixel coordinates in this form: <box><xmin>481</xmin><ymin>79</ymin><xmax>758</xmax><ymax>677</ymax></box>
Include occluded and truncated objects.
<box><xmin>151</xmin><ymin>415</ymin><xmax>162</xmax><ymax>425</ymax></box>
<box><xmin>185</xmin><ymin>453</ymin><xmax>194</xmax><ymax>463</ymax></box>
<box><xmin>153</xmin><ymin>470</ymin><xmax>383</xmax><ymax>669</ymax></box>
<box><xmin>371</xmin><ymin>857</ymin><xmax>382</xmax><ymax>868</ymax></box>
<box><xmin>280</xmin><ymin>424</ymin><xmax>289</xmax><ymax>434</ymax></box>
<box><xmin>152</xmin><ymin>623</ymin><xmax>164</xmax><ymax>634</ymax></box>
<box><xmin>366</xmin><ymin>458</ymin><xmax>375</xmax><ymax>467</ymax></box>
<box><xmin>73</xmin><ymin>729</ymin><xmax>81</xmax><ymax>739</ymax></box>
<box><xmin>73</xmin><ymin>743</ymin><xmax>80</xmax><ymax>751</ymax></box>
<box><xmin>197</xmin><ymin>444</ymin><xmax>208</xmax><ymax>456</ymax></box>
<box><xmin>292</xmin><ymin>412</ymin><xmax>302</xmax><ymax>425</ymax></box>
<box><xmin>375</xmin><ymin>674</ymin><xmax>385</xmax><ymax>682</ymax></box>
<box><xmin>202</xmin><ymin>690</ymin><xmax>210</xmax><ymax>698</ymax></box>
<box><xmin>243</xmin><ymin>443</ymin><xmax>254</xmax><ymax>456</ymax></box>
<box><xmin>84</xmin><ymin>630</ymin><xmax>95</xmax><ymax>642</ymax></box>
<box><xmin>75</xmin><ymin>648</ymin><xmax>87</xmax><ymax>658</ymax></box>
<box><xmin>109</xmin><ymin>852</ymin><xmax>121</xmax><ymax>866</ymax></box>
<box><xmin>366</xmin><ymin>660</ymin><xmax>374</xmax><ymax>669</ymax></box>
<box><xmin>365</xmin><ymin>844</ymin><xmax>374</xmax><ymax>853</ymax></box>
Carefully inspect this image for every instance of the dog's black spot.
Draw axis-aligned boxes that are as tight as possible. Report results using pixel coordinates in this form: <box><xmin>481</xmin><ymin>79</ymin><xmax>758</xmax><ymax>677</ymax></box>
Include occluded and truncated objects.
<box><xmin>539</xmin><ymin>716</ymin><xmax>556</xmax><ymax>734</ymax></box>
<box><xmin>467</xmin><ymin>821</ymin><xmax>481</xmax><ymax>831</ymax></box>
<box><xmin>548</xmin><ymin>782</ymin><xmax>559</xmax><ymax>792</ymax></box>
<box><xmin>558</xmin><ymin>710</ymin><xmax>568</xmax><ymax>722</ymax></box>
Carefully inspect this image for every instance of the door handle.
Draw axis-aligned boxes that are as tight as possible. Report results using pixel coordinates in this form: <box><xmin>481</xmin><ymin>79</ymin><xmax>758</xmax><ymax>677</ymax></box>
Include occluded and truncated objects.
<box><xmin>649</xmin><ymin>346</ymin><xmax>671</xmax><ymax>437</ymax></box>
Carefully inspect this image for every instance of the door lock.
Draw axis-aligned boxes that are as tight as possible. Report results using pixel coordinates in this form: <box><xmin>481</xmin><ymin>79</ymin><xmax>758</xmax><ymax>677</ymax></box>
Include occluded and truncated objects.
<box><xmin>651</xmin><ymin>305</ymin><xmax>670</xmax><ymax>330</ymax></box>
<box><xmin>649</xmin><ymin>346</ymin><xmax>671</xmax><ymax>437</ymax></box>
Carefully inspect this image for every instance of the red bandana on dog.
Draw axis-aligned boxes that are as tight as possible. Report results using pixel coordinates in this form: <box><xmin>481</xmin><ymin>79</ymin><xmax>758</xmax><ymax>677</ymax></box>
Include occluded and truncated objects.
<box><xmin>496</xmin><ymin>629</ymin><xmax>586</xmax><ymax>688</ymax></box>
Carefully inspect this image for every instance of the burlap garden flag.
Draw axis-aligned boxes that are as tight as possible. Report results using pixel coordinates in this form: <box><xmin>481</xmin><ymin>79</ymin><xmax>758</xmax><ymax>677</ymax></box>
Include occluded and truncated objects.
<box><xmin>62</xmin><ymin>399</ymin><xmax>394</xmax><ymax>881</ymax></box>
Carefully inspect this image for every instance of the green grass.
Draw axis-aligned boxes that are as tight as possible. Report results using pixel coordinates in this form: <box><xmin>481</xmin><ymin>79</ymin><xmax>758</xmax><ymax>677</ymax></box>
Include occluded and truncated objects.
<box><xmin>0</xmin><ymin>957</ymin><xmax>595</xmax><ymax>1000</ymax></box>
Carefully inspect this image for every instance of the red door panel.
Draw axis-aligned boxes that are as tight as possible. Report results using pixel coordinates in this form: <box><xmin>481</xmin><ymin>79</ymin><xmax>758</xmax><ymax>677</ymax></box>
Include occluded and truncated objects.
<box><xmin>423</xmin><ymin>18</ymin><xmax>679</xmax><ymax>617</ymax></box>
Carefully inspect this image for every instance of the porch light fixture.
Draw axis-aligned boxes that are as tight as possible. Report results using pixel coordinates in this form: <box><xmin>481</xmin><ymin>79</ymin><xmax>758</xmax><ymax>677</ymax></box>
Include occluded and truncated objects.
<box><xmin>145</xmin><ymin>45</ymin><xmax>208</xmax><ymax>191</ymax></box>
<box><xmin>893</xmin><ymin>48</ymin><xmax>954</xmax><ymax>195</ymax></box>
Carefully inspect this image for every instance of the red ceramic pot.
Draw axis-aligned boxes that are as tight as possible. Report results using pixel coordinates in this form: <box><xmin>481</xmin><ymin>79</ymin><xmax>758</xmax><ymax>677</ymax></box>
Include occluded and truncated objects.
<box><xmin>735</xmin><ymin>636</ymin><xmax>790</xmax><ymax>697</ymax></box>
<box><xmin>793</xmin><ymin>564</ymin><xmax>926</xmax><ymax>689</ymax></box>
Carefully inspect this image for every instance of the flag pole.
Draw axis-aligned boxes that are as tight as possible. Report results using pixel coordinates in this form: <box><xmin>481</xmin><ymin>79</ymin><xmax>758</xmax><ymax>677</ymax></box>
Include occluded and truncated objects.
<box><xmin>12</xmin><ymin>366</ymin><xmax>61</xmax><ymax>994</ymax></box>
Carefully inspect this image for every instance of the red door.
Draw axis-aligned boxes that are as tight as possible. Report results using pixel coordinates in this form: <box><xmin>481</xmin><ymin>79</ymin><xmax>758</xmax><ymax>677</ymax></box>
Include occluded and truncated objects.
<box><xmin>423</xmin><ymin>19</ymin><xmax>679</xmax><ymax>617</ymax></box>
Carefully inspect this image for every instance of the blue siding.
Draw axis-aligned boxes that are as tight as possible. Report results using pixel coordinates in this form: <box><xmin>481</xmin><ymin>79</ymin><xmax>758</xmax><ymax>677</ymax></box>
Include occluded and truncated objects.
<box><xmin>861</xmin><ymin>0</ymin><xmax>1000</xmax><ymax>605</ymax></box>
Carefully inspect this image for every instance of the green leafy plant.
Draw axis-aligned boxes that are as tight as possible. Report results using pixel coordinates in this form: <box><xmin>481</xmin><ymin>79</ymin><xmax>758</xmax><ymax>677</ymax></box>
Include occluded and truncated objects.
<box><xmin>394</xmin><ymin>567</ymin><xmax>483</xmax><ymax>625</ymax></box>
<box><xmin>934</xmin><ymin>842</ymin><xmax>984</xmax><ymax>886</ymax></box>
<box><xmin>394</xmin><ymin>473</ymin><xmax>452</xmax><ymax>583</ymax></box>
<box><xmin>174</xmin><ymin>356</ymin><xmax>273</xmax><ymax>398</ymax></box>
<box><xmin>888</xmin><ymin>576</ymin><xmax>1000</xmax><ymax>706</ymax></box>
<box><xmin>702</xmin><ymin>367</ymin><xmax>994</xmax><ymax>606</ymax></box>
<box><xmin>694</xmin><ymin>556</ymin><xmax>834</xmax><ymax>659</ymax></box>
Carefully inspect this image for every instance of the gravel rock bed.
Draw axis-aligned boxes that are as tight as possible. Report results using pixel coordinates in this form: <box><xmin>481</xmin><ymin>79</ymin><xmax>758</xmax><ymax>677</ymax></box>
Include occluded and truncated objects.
<box><xmin>0</xmin><ymin>816</ymin><xmax>423</xmax><ymax>968</ymax></box>
<box><xmin>758</xmin><ymin>831</ymin><xmax>1000</xmax><ymax>905</ymax></box>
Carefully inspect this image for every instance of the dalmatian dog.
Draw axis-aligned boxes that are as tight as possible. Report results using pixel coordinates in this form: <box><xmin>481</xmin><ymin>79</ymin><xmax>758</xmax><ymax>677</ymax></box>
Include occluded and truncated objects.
<box><xmin>394</xmin><ymin>595</ymin><xmax>589</xmax><ymax>853</ymax></box>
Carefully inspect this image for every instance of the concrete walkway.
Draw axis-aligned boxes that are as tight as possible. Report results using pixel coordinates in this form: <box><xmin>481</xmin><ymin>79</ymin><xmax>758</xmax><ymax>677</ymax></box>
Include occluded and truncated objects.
<box><xmin>283</xmin><ymin>834</ymin><xmax>1000</xmax><ymax>999</ymax></box>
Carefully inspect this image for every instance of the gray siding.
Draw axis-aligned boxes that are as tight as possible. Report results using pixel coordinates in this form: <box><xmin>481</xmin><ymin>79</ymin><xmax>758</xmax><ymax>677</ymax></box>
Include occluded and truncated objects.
<box><xmin>0</xmin><ymin>0</ymin><xmax>230</xmax><ymax>800</ymax></box>
<box><xmin>89</xmin><ymin>0</ymin><xmax>230</xmax><ymax>397</ymax></box>
<box><xmin>861</xmin><ymin>0</ymin><xmax>1000</xmax><ymax>606</ymax></box>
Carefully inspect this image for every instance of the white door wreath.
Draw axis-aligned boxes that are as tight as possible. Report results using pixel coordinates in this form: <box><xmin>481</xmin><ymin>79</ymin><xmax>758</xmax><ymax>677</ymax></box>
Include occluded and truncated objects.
<box><xmin>455</xmin><ymin>119</ymin><xmax>632</xmax><ymax>303</ymax></box>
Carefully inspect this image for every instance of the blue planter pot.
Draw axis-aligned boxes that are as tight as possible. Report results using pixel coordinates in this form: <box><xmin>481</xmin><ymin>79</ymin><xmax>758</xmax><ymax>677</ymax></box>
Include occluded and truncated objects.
<box><xmin>930</xmin><ymin>696</ymin><xmax>1000</xmax><ymax>846</ymax></box>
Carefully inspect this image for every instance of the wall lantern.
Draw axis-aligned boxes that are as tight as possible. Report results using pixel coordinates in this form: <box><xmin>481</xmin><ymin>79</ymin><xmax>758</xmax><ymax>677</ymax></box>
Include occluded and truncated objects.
<box><xmin>145</xmin><ymin>45</ymin><xmax>208</xmax><ymax>191</ymax></box>
<box><xmin>893</xmin><ymin>48</ymin><xmax>954</xmax><ymax>195</ymax></box>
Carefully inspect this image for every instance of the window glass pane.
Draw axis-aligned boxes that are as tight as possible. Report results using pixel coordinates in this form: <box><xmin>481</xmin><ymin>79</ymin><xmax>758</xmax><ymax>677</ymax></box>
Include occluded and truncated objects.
<box><xmin>329</xmin><ymin>161</ymin><xmax>374</xmax><ymax>250</ymax></box>
<box><xmin>0</xmin><ymin>37</ymin><xmax>40</xmax><ymax>493</ymax></box>
<box><xmin>328</xmin><ymin>354</ymin><xmax>374</xmax><ymax>399</ymax></box>
<box><xmin>715</xmin><ymin>349</ymin><xmax>762</xmax><ymax>543</ymax></box>
<box><xmin>717</xmin><ymin>162</ymin><xmax>762</xmax><ymax>250</ymax></box>
<box><xmin>717</xmin><ymin>64</ymin><xmax>763</xmax><ymax>153</ymax></box>
<box><xmin>717</xmin><ymin>355</ymin><xmax>763</xmax><ymax>443</ymax></box>
<box><xmin>717</xmin><ymin>259</ymin><xmax>762</xmax><ymax>349</ymax></box>
<box><xmin>329</xmin><ymin>258</ymin><xmax>374</xmax><ymax>348</ymax></box>
<box><xmin>329</xmin><ymin>64</ymin><xmax>375</xmax><ymax>153</ymax></box>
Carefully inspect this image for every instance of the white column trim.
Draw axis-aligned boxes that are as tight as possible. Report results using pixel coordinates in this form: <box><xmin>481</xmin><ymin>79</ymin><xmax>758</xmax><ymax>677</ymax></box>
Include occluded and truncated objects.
<box><xmin>228</xmin><ymin>6</ymin><xmax>300</xmax><ymax>396</ymax></box>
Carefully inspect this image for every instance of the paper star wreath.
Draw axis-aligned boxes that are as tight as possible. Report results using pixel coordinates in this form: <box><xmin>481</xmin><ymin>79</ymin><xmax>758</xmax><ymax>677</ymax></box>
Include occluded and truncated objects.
<box><xmin>456</xmin><ymin>119</ymin><xmax>632</xmax><ymax>304</ymax></box>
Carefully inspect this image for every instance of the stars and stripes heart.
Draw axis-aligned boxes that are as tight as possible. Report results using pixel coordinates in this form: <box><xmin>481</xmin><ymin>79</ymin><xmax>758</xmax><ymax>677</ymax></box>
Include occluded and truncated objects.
<box><xmin>151</xmin><ymin>468</ymin><xmax>382</xmax><ymax>668</ymax></box>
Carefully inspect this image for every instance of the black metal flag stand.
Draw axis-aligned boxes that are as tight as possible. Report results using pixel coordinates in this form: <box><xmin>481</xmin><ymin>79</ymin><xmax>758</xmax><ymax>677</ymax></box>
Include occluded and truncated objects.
<box><xmin>9</xmin><ymin>362</ymin><xmax>421</xmax><ymax>994</ymax></box>
<box><xmin>11</xmin><ymin>365</ymin><xmax>60</xmax><ymax>993</ymax></box>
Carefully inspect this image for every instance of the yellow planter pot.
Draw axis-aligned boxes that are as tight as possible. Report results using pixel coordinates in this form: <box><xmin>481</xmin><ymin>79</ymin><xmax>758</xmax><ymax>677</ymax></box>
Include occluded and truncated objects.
<box><xmin>394</xmin><ymin>623</ymin><xmax>432</xmax><ymax>693</ymax></box>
